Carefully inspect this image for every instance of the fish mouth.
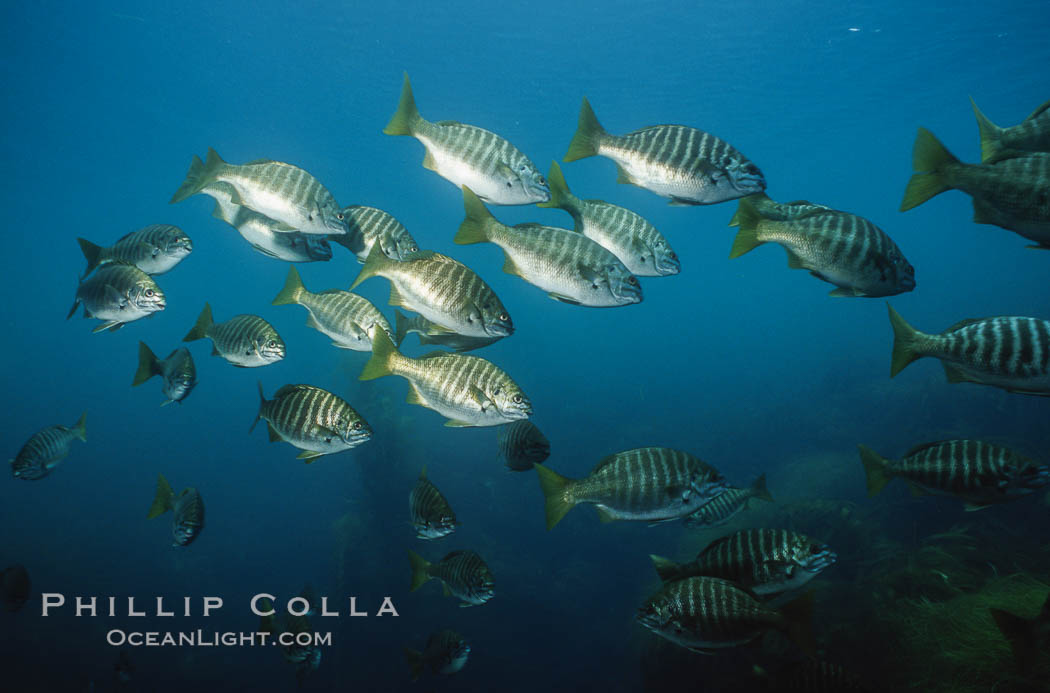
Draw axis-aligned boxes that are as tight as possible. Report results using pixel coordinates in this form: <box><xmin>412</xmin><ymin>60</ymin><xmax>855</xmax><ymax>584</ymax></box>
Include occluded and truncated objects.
<box><xmin>732</xmin><ymin>173</ymin><xmax>766</xmax><ymax>194</ymax></box>
<box><xmin>615</xmin><ymin>281</ymin><xmax>644</xmax><ymax>304</ymax></box>
<box><xmin>325</xmin><ymin>216</ymin><xmax>349</xmax><ymax>235</ymax></box>
<box><xmin>899</xmin><ymin>274</ymin><xmax>916</xmax><ymax>291</ymax></box>
<box><xmin>501</xmin><ymin>400</ymin><xmax>532</xmax><ymax>420</ymax></box>
<box><xmin>656</xmin><ymin>255</ymin><xmax>681</xmax><ymax>276</ymax></box>
<box><xmin>802</xmin><ymin>548</ymin><xmax>838</xmax><ymax>573</ymax></box>
<box><xmin>528</xmin><ymin>182</ymin><xmax>551</xmax><ymax>203</ymax></box>
<box><xmin>484</xmin><ymin>319</ymin><xmax>514</xmax><ymax>337</ymax></box>
<box><xmin>1018</xmin><ymin>465</ymin><xmax>1050</xmax><ymax>489</ymax></box>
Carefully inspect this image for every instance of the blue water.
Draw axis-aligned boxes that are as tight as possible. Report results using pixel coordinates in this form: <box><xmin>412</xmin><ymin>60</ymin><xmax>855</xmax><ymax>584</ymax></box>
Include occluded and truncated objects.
<box><xmin>2</xmin><ymin>1</ymin><xmax>1049</xmax><ymax>691</ymax></box>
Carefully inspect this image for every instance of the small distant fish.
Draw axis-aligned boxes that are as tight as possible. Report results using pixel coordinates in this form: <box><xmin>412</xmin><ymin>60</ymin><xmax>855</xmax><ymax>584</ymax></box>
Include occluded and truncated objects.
<box><xmin>404</xmin><ymin>630</ymin><xmax>470</xmax><ymax>681</ymax></box>
<box><xmin>328</xmin><ymin>206</ymin><xmax>420</xmax><ymax>263</ymax></box>
<box><xmin>66</xmin><ymin>263</ymin><xmax>166</xmax><ymax>333</ymax></box>
<box><xmin>407</xmin><ymin>549</ymin><xmax>494</xmax><ymax>607</ymax></box>
<box><xmin>258</xmin><ymin>594</ymin><xmax>322</xmax><ymax>684</ymax></box>
<box><xmin>972</xmin><ymin>97</ymin><xmax>1050</xmax><ymax>162</ymax></box>
<box><xmin>731</xmin><ymin>197</ymin><xmax>915</xmax><ymax>297</ymax></box>
<box><xmin>683</xmin><ymin>474</ymin><xmax>774</xmax><ymax>528</ymax></box>
<box><xmin>0</xmin><ymin>564</ymin><xmax>30</xmax><ymax>612</ymax></box>
<box><xmin>394</xmin><ymin>309</ymin><xmax>502</xmax><ymax>353</ymax></box>
<box><xmin>888</xmin><ymin>305</ymin><xmax>1050</xmax><ymax>396</ymax></box>
<box><xmin>272</xmin><ymin>265</ymin><xmax>393</xmax><ymax>351</ymax></box>
<box><xmin>360</xmin><ymin>330</ymin><xmax>531</xmax><ymax>428</ymax></box>
<box><xmin>204</xmin><ymin>181</ymin><xmax>332</xmax><ymax>262</ymax></box>
<box><xmin>410</xmin><ymin>467</ymin><xmax>458</xmax><ymax>539</ymax></box>
<box><xmin>11</xmin><ymin>412</ymin><xmax>86</xmax><ymax>481</ymax></box>
<box><xmin>77</xmin><ymin>225</ymin><xmax>193</xmax><ymax>276</ymax></box>
<box><xmin>650</xmin><ymin>529</ymin><xmax>837</xmax><ymax>596</ymax></box>
<box><xmin>497</xmin><ymin>420</ymin><xmax>551</xmax><ymax>472</ymax></box>
<box><xmin>182</xmin><ymin>303</ymin><xmax>285</xmax><ymax>368</ymax></box>
<box><xmin>637</xmin><ymin>576</ymin><xmax>814</xmax><ymax>653</ymax></box>
<box><xmin>763</xmin><ymin>659</ymin><xmax>876</xmax><ymax>692</ymax></box>
<box><xmin>456</xmin><ymin>187</ymin><xmax>643</xmax><ymax>307</ymax></box>
<box><xmin>990</xmin><ymin>591</ymin><xmax>1050</xmax><ymax>673</ymax></box>
<box><xmin>132</xmin><ymin>342</ymin><xmax>197</xmax><ymax>406</ymax></box>
<box><xmin>900</xmin><ymin>128</ymin><xmax>1050</xmax><ymax>248</ymax></box>
<box><xmin>538</xmin><ymin>161</ymin><xmax>679</xmax><ymax>277</ymax></box>
<box><xmin>534</xmin><ymin>447</ymin><xmax>727</xmax><ymax>530</ymax></box>
<box><xmin>564</xmin><ymin>97</ymin><xmax>765</xmax><ymax>205</ymax></box>
<box><xmin>252</xmin><ymin>383</ymin><xmax>372</xmax><ymax>462</ymax></box>
<box><xmin>728</xmin><ymin>192</ymin><xmax>831</xmax><ymax>226</ymax></box>
<box><xmin>170</xmin><ymin>147</ymin><xmax>348</xmax><ymax>235</ymax></box>
<box><xmin>352</xmin><ymin>244</ymin><xmax>513</xmax><ymax>340</ymax></box>
<box><xmin>858</xmin><ymin>440</ymin><xmax>1049</xmax><ymax>510</ymax></box>
<box><xmin>147</xmin><ymin>473</ymin><xmax>204</xmax><ymax>547</ymax></box>
<box><xmin>383</xmin><ymin>73</ymin><xmax>549</xmax><ymax>205</ymax></box>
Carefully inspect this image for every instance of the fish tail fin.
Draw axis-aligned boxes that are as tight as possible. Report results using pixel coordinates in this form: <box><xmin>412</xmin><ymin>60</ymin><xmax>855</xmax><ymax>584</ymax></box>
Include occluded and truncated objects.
<box><xmin>76</xmin><ymin>238</ymin><xmax>103</xmax><ymax>276</ymax></box>
<box><xmin>147</xmin><ymin>473</ymin><xmax>175</xmax><ymax>518</ymax></box>
<box><xmin>564</xmin><ymin>97</ymin><xmax>606</xmax><ymax>162</ymax></box>
<box><xmin>649</xmin><ymin>554</ymin><xmax>684</xmax><ymax>583</ymax></box>
<box><xmin>272</xmin><ymin>265</ymin><xmax>307</xmax><ymax>306</ymax></box>
<box><xmin>349</xmin><ymin>243</ymin><xmax>391</xmax><ymax>290</ymax></box>
<box><xmin>728</xmin><ymin>197</ymin><xmax>766</xmax><ymax>259</ymax></box>
<box><xmin>779</xmin><ymin>591</ymin><xmax>816</xmax><ymax>657</ymax></box>
<box><xmin>132</xmin><ymin>341</ymin><xmax>161</xmax><ymax>386</ymax></box>
<box><xmin>970</xmin><ymin>97</ymin><xmax>1003</xmax><ymax>162</ymax></box>
<box><xmin>454</xmin><ymin>186</ymin><xmax>495</xmax><ymax>245</ymax></box>
<box><xmin>537</xmin><ymin>160</ymin><xmax>571</xmax><ymax>209</ymax></box>
<box><xmin>887</xmin><ymin>303</ymin><xmax>924</xmax><ymax>377</ymax></box>
<box><xmin>250</xmin><ymin>381</ymin><xmax>267</xmax><ymax>433</ymax></box>
<box><xmin>383</xmin><ymin>72</ymin><xmax>424</xmax><ymax>136</ymax></box>
<box><xmin>728</xmin><ymin>193</ymin><xmax>769</xmax><ymax>226</ymax></box>
<box><xmin>751</xmin><ymin>473</ymin><xmax>774</xmax><ymax>503</ymax></box>
<box><xmin>404</xmin><ymin>647</ymin><xmax>425</xmax><ymax>682</ymax></box>
<box><xmin>989</xmin><ymin>607</ymin><xmax>1038</xmax><ymax>672</ymax></box>
<box><xmin>534</xmin><ymin>464</ymin><xmax>577</xmax><ymax>530</ymax></box>
<box><xmin>857</xmin><ymin>444</ymin><xmax>892</xmax><ymax>497</ymax></box>
<box><xmin>393</xmin><ymin>309</ymin><xmax>412</xmax><ymax>347</ymax></box>
<box><xmin>170</xmin><ymin>150</ymin><xmax>223</xmax><ymax>204</ymax></box>
<box><xmin>900</xmin><ymin>128</ymin><xmax>956</xmax><ymax>211</ymax></box>
<box><xmin>407</xmin><ymin>549</ymin><xmax>431</xmax><ymax>592</ymax></box>
<box><xmin>72</xmin><ymin>411</ymin><xmax>87</xmax><ymax>442</ymax></box>
<box><xmin>359</xmin><ymin>328</ymin><xmax>400</xmax><ymax>381</ymax></box>
<box><xmin>182</xmin><ymin>303</ymin><xmax>213</xmax><ymax>342</ymax></box>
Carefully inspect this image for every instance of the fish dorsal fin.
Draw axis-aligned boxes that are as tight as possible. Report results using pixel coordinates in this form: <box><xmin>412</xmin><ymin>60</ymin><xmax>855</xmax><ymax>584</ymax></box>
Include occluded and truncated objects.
<box><xmin>983</xmin><ymin>148</ymin><xmax>1031</xmax><ymax>165</ymax></box>
<box><xmin>273</xmin><ymin>384</ymin><xmax>313</xmax><ymax>398</ymax></box>
<box><xmin>697</xmin><ymin>533</ymin><xmax>736</xmax><ymax>559</ymax></box>
<box><xmin>1026</xmin><ymin>99</ymin><xmax>1050</xmax><ymax>121</ymax></box>
<box><xmin>901</xmin><ymin>440</ymin><xmax>961</xmax><ymax>458</ymax></box>
<box><xmin>244</xmin><ymin>158</ymin><xmax>280</xmax><ymax>166</ymax></box>
<box><xmin>441</xmin><ymin>550</ymin><xmax>467</xmax><ymax>561</ymax></box>
<box><xmin>435</xmin><ymin>119</ymin><xmax>466</xmax><ymax>127</ymax></box>
<box><xmin>418</xmin><ymin>350</ymin><xmax>450</xmax><ymax>360</ymax></box>
<box><xmin>942</xmin><ymin>318</ymin><xmax>985</xmax><ymax>333</ymax></box>
<box><xmin>590</xmin><ymin>453</ymin><xmax>620</xmax><ymax>473</ymax></box>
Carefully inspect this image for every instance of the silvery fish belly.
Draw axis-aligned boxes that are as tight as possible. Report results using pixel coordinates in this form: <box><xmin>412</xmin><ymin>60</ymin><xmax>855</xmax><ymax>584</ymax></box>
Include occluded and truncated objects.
<box><xmin>68</xmin><ymin>263</ymin><xmax>166</xmax><ymax>333</ymax></box>
<box><xmin>159</xmin><ymin>348</ymin><xmax>197</xmax><ymax>404</ymax></box>
<box><xmin>183</xmin><ymin>303</ymin><xmax>286</xmax><ymax>368</ymax></box>
<box><xmin>929</xmin><ymin>317</ymin><xmax>1050</xmax><ymax>394</ymax></box>
<box><xmin>383</xmin><ymin>74</ymin><xmax>550</xmax><ymax>205</ymax></box>
<box><xmin>172</xmin><ymin>488</ymin><xmax>204</xmax><ymax>546</ymax></box>
<box><xmin>332</xmin><ymin>205</ymin><xmax>420</xmax><ymax>262</ymax></box>
<box><xmin>693</xmin><ymin>529</ymin><xmax>837</xmax><ymax>595</ymax></box>
<box><xmin>427</xmin><ymin>551</ymin><xmax>495</xmax><ymax>606</ymax></box>
<box><xmin>395</xmin><ymin>310</ymin><xmax>504</xmax><ymax>353</ymax></box>
<box><xmin>410</xmin><ymin>468</ymin><xmax>458</xmax><ymax>539</ymax></box>
<box><xmin>170</xmin><ymin>147</ymin><xmax>349</xmax><ymax>235</ymax></box>
<box><xmin>579</xmin><ymin>448</ymin><xmax>727</xmax><ymax>521</ymax></box>
<box><xmin>351</xmin><ymin>247</ymin><xmax>513</xmax><ymax>339</ymax></box>
<box><xmin>256</xmin><ymin>384</ymin><xmax>372</xmax><ymax>461</ymax></box>
<box><xmin>77</xmin><ymin>224</ymin><xmax>193</xmax><ymax>276</ymax></box>
<box><xmin>205</xmin><ymin>183</ymin><xmax>331</xmax><ymax>262</ymax></box>
<box><xmin>11</xmin><ymin>414</ymin><xmax>86</xmax><ymax>481</ymax></box>
<box><xmin>564</xmin><ymin>98</ymin><xmax>765</xmax><ymax>205</ymax></box>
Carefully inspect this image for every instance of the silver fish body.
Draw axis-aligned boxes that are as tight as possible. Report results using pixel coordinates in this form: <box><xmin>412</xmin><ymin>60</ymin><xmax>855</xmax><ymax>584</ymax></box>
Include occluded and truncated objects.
<box><xmin>405</xmin><ymin>630</ymin><xmax>470</xmax><ymax>680</ymax></box>
<box><xmin>147</xmin><ymin>474</ymin><xmax>204</xmax><ymax>547</ymax></box>
<box><xmin>330</xmin><ymin>206</ymin><xmax>420</xmax><ymax>263</ymax></box>
<box><xmin>132</xmin><ymin>342</ymin><xmax>197</xmax><ymax>405</ymax></box>
<box><xmin>11</xmin><ymin>413</ymin><xmax>86</xmax><ymax>480</ymax></box>
<box><xmin>410</xmin><ymin>467</ymin><xmax>458</xmax><ymax>539</ymax></box>
<box><xmin>183</xmin><ymin>303</ymin><xmax>285</xmax><ymax>368</ymax></box>
<box><xmin>67</xmin><ymin>263</ymin><xmax>166</xmax><ymax>333</ymax></box>
<box><xmin>408</xmin><ymin>549</ymin><xmax>494</xmax><ymax>607</ymax></box>
<box><xmin>497</xmin><ymin>420</ymin><xmax>551</xmax><ymax>471</ymax></box>
<box><xmin>683</xmin><ymin>474</ymin><xmax>773</xmax><ymax>528</ymax></box>
<box><xmin>254</xmin><ymin>383</ymin><xmax>372</xmax><ymax>462</ymax></box>
<box><xmin>394</xmin><ymin>310</ymin><xmax>502</xmax><ymax>353</ymax></box>
<box><xmin>77</xmin><ymin>224</ymin><xmax>193</xmax><ymax>276</ymax></box>
<box><xmin>383</xmin><ymin>74</ymin><xmax>549</xmax><ymax>205</ymax></box>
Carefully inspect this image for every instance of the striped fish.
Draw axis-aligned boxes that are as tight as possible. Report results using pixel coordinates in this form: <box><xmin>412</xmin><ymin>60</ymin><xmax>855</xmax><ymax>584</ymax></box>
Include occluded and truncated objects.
<box><xmin>683</xmin><ymin>474</ymin><xmax>774</xmax><ymax>528</ymax></box>
<box><xmin>147</xmin><ymin>473</ymin><xmax>204</xmax><ymax>547</ymax></box>
<box><xmin>204</xmin><ymin>181</ymin><xmax>332</xmax><ymax>262</ymax></box>
<box><xmin>858</xmin><ymin>440</ymin><xmax>1049</xmax><ymax>510</ymax></box>
<box><xmin>182</xmin><ymin>303</ymin><xmax>285</xmax><ymax>368</ymax></box>
<box><xmin>351</xmin><ymin>244</ymin><xmax>513</xmax><ymax>339</ymax></box>
<box><xmin>771</xmin><ymin>659</ymin><xmax>876</xmax><ymax>692</ymax></box>
<box><xmin>731</xmin><ymin>198</ymin><xmax>915</xmax><ymax>297</ymax></box>
<box><xmin>456</xmin><ymin>187</ymin><xmax>643</xmax><ymax>307</ymax></box>
<box><xmin>252</xmin><ymin>383</ymin><xmax>372</xmax><ymax>462</ymax></box>
<box><xmin>170</xmin><ymin>147</ymin><xmax>348</xmax><ymax>236</ymax></box>
<box><xmin>383</xmin><ymin>74</ymin><xmax>549</xmax><ymax>205</ymax></box>
<box><xmin>650</xmin><ymin>529</ymin><xmax>837</xmax><ymax>596</ymax></box>
<box><xmin>404</xmin><ymin>630</ymin><xmax>470</xmax><ymax>681</ymax></box>
<box><xmin>10</xmin><ymin>412</ymin><xmax>86</xmax><ymax>481</ymax></box>
<box><xmin>407</xmin><ymin>549</ymin><xmax>494</xmax><ymax>607</ymax></box>
<box><xmin>972</xmin><ymin>97</ymin><xmax>1050</xmax><ymax>162</ymax></box>
<box><xmin>496</xmin><ymin>420</ymin><xmax>551</xmax><ymax>472</ymax></box>
<box><xmin>329</xmin><ymin>206</ymin><xmax>419</xmax><ymax>263</ymax></box>
<box><xmin>132</xmin><ymin>342</ymin><xmax>197</xmax><ymax>406</ymax></box>
<box><xmin>77</xmin><ymin>224</ymin><xmax>193</xmax><ymax>276</ymax></box>
<box><xmin>538</xmin><ymin>162</ymin><xmax>679</xmax><ymax>277</ymax></box>
<box><xmin>888</xmin><ymin>305</ymin><xmax>1050</xmax><ymax>396</ymax></box>
<box><xmin>66</xmin><ymin>262</ymin><xmax>166</xmax><ymax>333</ymax></box>
<box><xmin>359</xmin><ymin>330</ymin><xmax>531</xmax><ymax>428</ymax></box>
<box><xmin>394</xmin><ymin>310</ymin><xmax>502</xmax><ymax>353</ymax></box>
<box><xmin>728</xmin><ymin>192</ymin><xmax>831</xmax><ymax>226</ymax></box>
<box><xmin>534</xmin><ymin>447</ymin><xmax>728</xmax><ymax>530</ymax></box>
<box><xmin>901</xmin><ymin>129</ymin><xmax>1050</xmax><ymax>247</ymax></box>
<box><xmin>564</xmin><ymin>97</ymin><xmax>765</xmax><ymax>206</ymax></box>
<box><xmin>637</xmin><ymin>576</ymin><xmax>813</xmax><ymax>653</ymax></box>
<box><xmin>410</xmin><ymin>467</ymin><xmax>458</xmax><ymax>539</ymax></box>
<box><xmin>273</xmin><ymin>266</ymin><xmax>393</xmax><ymax>351</ymax></box>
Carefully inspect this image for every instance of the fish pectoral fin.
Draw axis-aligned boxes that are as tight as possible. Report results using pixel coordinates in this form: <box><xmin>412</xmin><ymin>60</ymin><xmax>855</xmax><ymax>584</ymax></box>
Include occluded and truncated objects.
<box><xmin>421</xmin><ymin>148</ymin><xmax>437</xmax><ymax>171</ymax></box>
<box><xmin>548</xmin><ymin>293</ymin><xmax>581</xmax><ymax>305</ymax></box>
<box><xmin>92</xmin><ymin>321</ymin><xmax>123</xmax><ymax>334</ymax></box>
<box><xmin>297</xmin><ymin>450</ymin><xmax>325</xmax><ymax>463</ymax></box>
<box><xmin>828</xmin><ymin>287</ymin><xmax>863</xmax><ymax>298</ymax></box>
<box><xmin>444</xmin><ymin>420</ymin><xmax>475</xmax><ymax>428</ymax></box>
<box><xmin>469</xmin><ymin>385</ymin><xmax>494</xmax><ymax>411</ymax></box>
<box><xmin>387</xmin><ymin>283</ymin><xmax>410</xmax><ymax>308</ymax></box>
<box><xmin>941</xmin><ymin>361</ymin><xmax>978</xmax><ymax>384</ymax></box>
<box><xmin>273</xmin><ymin>221</ymin><xmax>297</xmax><ymax>232</ymax></box>
<box><xmin>103</xmin><ymin>284</ymin><xmax>128</xmax><ymax>309</ymax></box>
<box><xmin>496</xmin><ymin>161</ymin><xmax>516</xmax><ymax>180</ymax></box>
<box><xmin>252</xmin><ymin>244</ymin><xmax>281</xmax><ymax>259</ymax></box>
<box><xmin>426</xmin><ymin>323</ymin><xmax>458</xmax><ymax>335</ymax></box>
<box><xmin>575</xmin><ymin>262</ymin><xmax>602</xmax><ymax>284</ymax></box>
<box><xmin>266</xmin><ymin>423</ymin><xmax>283</xmax><ymax>443</ymax></box>
<box><xmin>963</xmin><ymin>502</ymin><xmax>992</xmax><ymax>512</ymax></box>
<box><xmin>595</xmin><ymin>506</ymin><xmax>617</xmax><ymax>523</ymax></box>
<box><xmin>668</xmin><ymin>197</ymin><xmax>701</xmax><ymax>207</ymax></box>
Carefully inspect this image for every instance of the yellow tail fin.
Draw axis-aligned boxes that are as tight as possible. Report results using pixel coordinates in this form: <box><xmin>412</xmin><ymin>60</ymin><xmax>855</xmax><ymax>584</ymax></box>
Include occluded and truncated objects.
<box><xmin>132</xmin><ymin>341</ymin><xmax>160</xmax><ymax>386</ymax></box>
<box><xmin>147</xmin><ymin>473</ymin><xmax>175</xmax><ymax>518</ymax></box>
<box><xmin>454</xmin><ymin>187</ymin><xmax>496</xmax><ymax>245</ymax></box>
<box><xmin>383</xmin><ymin>73</ymin><xmax>424</xmax><ymax>136</ymax></box>
<box><xmin>564</xmin><ymin>97</ymin><xmax>606</xmax><ymax>162</ymax></box>
<box><xmin>887</xmin><ymin>303</ymin><xmax>924</xmax><ymax>377</ymax></box>
<box><xmin>900</xmin><ymin>128</ymin><xmax>957</xmax><ymax>211</ymax></box>
<box><xmin>857</xmin><ymin>444</ymin><xmax>892</xmax><ymax>496</ymax></box>
<box><xmin>272</xmin><ymin>265</ymin><xmax>307</xmax><ymax>306</ymax></box>
<box><xmin>534</xmin><ymin>464</ymin><xmax>577</xmax><ymax>530</ymax></box>
<box><xmin>407</xmin><ymin>550</ymin><xmax>431</xmax><ymax>592</ymax></box>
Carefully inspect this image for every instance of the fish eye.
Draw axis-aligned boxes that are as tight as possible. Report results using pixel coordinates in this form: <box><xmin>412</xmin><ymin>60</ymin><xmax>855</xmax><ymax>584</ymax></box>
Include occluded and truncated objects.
<box><xmin>499</xmin><ymin>312</ymin><xmax>509</xmax><ymax>321</ymax></box>
<box><xmin>627</xmin><ymin>276</ymin><xmax>638</xmax><ymax>285</ymax></box>
<box><xmin>308</xmin><ymin>214</ymin><xmax>314</xmax><ymax>221</ymax></box>
<box><xmin>537</xmin><ymin>175</ymin><xmax>546</xmax><ymax>185</ymax></box>
<box><xmin>336</xmin><ymin>212</ymin><xmax>344</xmax><ymax>220</ymax></box>
<box><xmin>145</xmin><ymin>289</ymin><xmax>155</xmax><ymax>297</ymax></box>
<box><xmin>669</xmin><ymin>252</ymin><xmax>677</xmax><ymax>260</ymax></box>
<box><xmin>353</xmin><ymin>422</ymin><xmax>362</xmax><ymax>430</ymax></box>
<box><xmin>267</xmin><ymin>340</ymin><xmax>277</xmax><ymax>348</ymax></box>
<box><xmin>506</xmin><ymin>180</ymin><xmax>513</xmax><ymax>188</ymax></box>
<box><xmin>512</xmin><ymin>394</ymin><xmax>522</xmax><ymax>403</ymax></box>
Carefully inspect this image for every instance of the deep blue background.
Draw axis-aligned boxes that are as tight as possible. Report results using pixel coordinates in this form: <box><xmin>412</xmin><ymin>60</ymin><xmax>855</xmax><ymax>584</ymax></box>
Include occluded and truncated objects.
<box><xmin>2</xmin><ymin>1</ymin><xmax>1048</xmax><ymax>691</ymax></box>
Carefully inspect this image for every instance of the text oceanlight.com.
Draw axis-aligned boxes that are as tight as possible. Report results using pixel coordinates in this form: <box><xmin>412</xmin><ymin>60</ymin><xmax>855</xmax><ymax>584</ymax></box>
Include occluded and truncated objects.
<box><xmin>105</xmin><ymin>630</ymin><xmax>332</xmax><ymax>648</ymax></box>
